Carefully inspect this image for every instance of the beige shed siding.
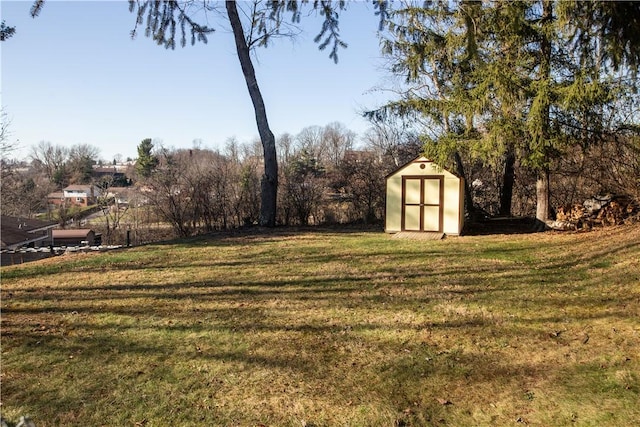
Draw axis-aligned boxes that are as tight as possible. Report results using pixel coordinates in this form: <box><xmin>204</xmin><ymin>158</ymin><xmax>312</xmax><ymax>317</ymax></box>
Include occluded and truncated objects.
<box><xmin>442</xmin><ymin>176</ymin><xmax>460</xmax><ymax>234</ymax></box>
<box><xmin>385</xmin><ymin>157</ymin><xmax>464</xmax><ymax>235</ymax></box>
<box><xmin>385</xmin><ymin>173</ymin><xmax>403</xmax><ymax>232</ymax></box>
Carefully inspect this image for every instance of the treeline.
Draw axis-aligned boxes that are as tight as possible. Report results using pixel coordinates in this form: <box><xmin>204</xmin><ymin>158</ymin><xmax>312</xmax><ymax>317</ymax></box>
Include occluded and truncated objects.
<box><xmin>100</xmin><ymin>124</ymin><xmax>640</xmax><ymax>241</ymax></box>
<box><xmin>133</xmin><ymin>122</ymin><xmax>422</xmax><ymax>238</ymax></box>
<box><xmin>0</xmin><ymin>120</ymin><xmax>420</xmax><ymax>241</ymax></box>
<box><xmin>2</xmin><ymin>114</ymin><xmax>639</xmax><ymax>242</ymax></box>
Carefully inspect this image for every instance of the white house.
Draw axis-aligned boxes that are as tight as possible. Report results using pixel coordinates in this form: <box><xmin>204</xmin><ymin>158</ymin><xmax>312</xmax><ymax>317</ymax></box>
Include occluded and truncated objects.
<box><xmin>48</xmin><ymin>185</ymin><xmax>102</xmax><ymax>208</ymax></box>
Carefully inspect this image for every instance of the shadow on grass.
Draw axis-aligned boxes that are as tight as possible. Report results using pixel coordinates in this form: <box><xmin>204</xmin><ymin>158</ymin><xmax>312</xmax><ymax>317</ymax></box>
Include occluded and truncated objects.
<box><xmin>463</xmin><ymin>217</ymin><xmax>543</xmax><ymax>235</ymax></box>
<box><xmin>3</xmin><ymin>278</ymin><xmax>639</xmax><ymax>425</ymax></box>
<box><xmin>2</xmin><ymin>225</ymin><xmax>639</xmax><ymax>425</ymax></box>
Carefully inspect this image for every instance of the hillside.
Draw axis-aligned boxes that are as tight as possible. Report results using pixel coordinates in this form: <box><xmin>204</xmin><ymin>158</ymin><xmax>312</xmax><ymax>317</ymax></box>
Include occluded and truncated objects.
<box><xmin>1</xmin><ymin>226</ymin><xmax>639</xmax><ymax>426</ymax></box>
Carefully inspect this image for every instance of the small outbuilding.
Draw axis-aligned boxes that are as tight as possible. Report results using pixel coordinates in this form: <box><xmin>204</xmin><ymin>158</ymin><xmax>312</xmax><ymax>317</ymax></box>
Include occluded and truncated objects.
<box><xmin>385</xmin><ymin>156</ymin><xmax>465</xmax><ymax>235</ymax></box>
<box><xmin>52</xmin><ymin>229</ymin><xmax>99</xmax><ymax>246</ymax></box>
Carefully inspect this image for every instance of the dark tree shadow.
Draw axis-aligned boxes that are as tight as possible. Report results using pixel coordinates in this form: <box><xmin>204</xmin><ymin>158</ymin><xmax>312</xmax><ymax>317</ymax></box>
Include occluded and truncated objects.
<box><xmin>462</xmin><ymin>216</ymin><xmax>543</xmax><ymax>235</ymax></box>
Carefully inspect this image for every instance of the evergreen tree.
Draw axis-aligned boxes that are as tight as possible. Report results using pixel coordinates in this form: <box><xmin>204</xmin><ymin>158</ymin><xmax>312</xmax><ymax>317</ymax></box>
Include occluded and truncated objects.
<box><xmin>372</xmin><ymin>0</ymin><xmax>640</xmax><ymax>222</ymax></box>
<box><xmin>136</xmin><ymin>138</ymin><xmax>158</xmax><ymax>178</ymax></box>
<box><xmin>0</xmin><ymin>20</ymin><xmax>16</xmax><ymax>41</ymax></box>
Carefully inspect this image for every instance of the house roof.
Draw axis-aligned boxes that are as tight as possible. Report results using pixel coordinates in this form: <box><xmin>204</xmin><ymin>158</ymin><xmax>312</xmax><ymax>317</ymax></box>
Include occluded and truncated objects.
<box><xmin>1</xmin><ymin>228</ymin><xmax>45</xmax><ymax>250</ymax></box>
<box><xmin>52</xmin><ymin>229</ymin><xmax>95</xmax><ymax>239</ymax></box>
<box><xmin>1</xmin><ymin>215</ymin><xmax>58</xmax><ymax>249</ymax></box>
<box><xmin>1</xmin><ymin>215</ymin><xmax>58</xmax><ymax>233</ymax></box>
<box><xmin>107</xmin><ymin>186</ymin><xmax>132</xmax><ymax>193</ymax></box>
<box><xmin>64</xmin><ymin>184</ymin><xmax>97</xmax><ymax>191</ymax></box>
<box><xmin>93</xmin><ymin>167</ymin><xmax>120</xmax><ymax>174</ymax></box>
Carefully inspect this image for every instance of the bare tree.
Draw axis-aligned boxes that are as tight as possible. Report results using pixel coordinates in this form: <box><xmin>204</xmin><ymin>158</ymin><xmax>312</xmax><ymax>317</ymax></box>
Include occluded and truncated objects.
<box><xmin>337</xmin><ymin>150</ymin><xmax>386</xmax><ymax>224</ymax></box>
<box><xmin>68</xmin><ymin>143</ymin><xmax>100</xmax><ymax>184</ymax></box>
<box><xmin>0</xmin><ymin>112</ymin><xmax>24</xmax><ymax>216</ymax></box>
<box><xmin>281</xmin><ymin>148</ymin><xmax>326</xmax><ymax>226</ymax></box>
<box><xmin>0</xmin><ymin>109</ymin><xmax>16</xmax><ymax>157</ymax></box>
<box><xmin>29</xmin><ymin>141</ymin><xmax>68</xmax><ymax>184</ymax></box>
<box><xmin>362</xmin><ymin>119</ymin><xmax>422</xmax><ymax>168</ymax></box>
<box><xmin>276</xmin><ymin>133</ymin><xmax>295</xmax><ymax>165</ymax></box>
<box><xmin>138</xmin><ymin>148</ymin><xmax>194</xmax><ymax>237</ymax></box>
<box><xmin>96</xmin><ymin>189</ymin><xmax>130</xmax><ymax>245</ymax></box>
<box><xmin>1</xmin><ymin>110</ymin><xmax>17</xmax><ymax>195</ymax></box>
<box><xmin>296</xmin><ymin>126</ymin><xmax>326</xmax><ymax>165</ymax></box>
<box><xmin>322</xmin><ymin>122</ymin><xmax>355</xmax><ymax>169</ymax></box>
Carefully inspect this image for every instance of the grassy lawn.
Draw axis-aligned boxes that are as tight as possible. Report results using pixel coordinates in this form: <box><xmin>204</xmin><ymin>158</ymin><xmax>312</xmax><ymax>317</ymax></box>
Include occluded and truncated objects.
<box><xmin>1</xmin><ymin>226</ymin><xmax>639</xmax><ymax>426</ymax></box>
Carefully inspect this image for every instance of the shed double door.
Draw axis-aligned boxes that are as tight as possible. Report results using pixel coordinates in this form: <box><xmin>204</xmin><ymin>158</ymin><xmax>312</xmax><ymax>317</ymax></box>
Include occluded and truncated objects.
<box><xmin>401</xmin><ymin>176</ymin><xmax>444</xmax><ymax>232</ymax></box>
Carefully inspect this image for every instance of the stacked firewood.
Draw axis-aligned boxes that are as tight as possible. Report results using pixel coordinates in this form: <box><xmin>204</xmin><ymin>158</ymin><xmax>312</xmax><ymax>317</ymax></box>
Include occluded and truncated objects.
<box><xmin>552</xmin><ymin>195</ymin><xmax>638</xmax><ymax>230</ymax></box>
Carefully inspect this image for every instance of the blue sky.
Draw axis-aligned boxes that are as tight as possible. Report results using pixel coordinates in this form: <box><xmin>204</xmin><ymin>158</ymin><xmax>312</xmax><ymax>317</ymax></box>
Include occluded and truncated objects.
<box><xmin>1</xmin><ymin>0</ymin><xmax>391</xmax><ymax>162</ymax></box>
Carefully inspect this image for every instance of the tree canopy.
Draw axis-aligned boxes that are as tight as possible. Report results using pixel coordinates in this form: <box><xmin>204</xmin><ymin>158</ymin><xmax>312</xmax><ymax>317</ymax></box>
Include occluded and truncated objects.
<box><xmin>370</xmin><ymin>0</ymin><xmax>640</xmax><ymax>222</ymax></box>
<box><xmin>0</xmin><ymin>20</ymin><xmax>16</xmax><ymax>41</ymax></box>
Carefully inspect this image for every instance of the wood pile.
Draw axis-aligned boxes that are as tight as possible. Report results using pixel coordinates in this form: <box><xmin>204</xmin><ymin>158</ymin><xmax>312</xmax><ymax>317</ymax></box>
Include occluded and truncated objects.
<box><xmin>551</xmin><ymin>195</ymin><xmax>638</xmax><ymax>230</ymax></box>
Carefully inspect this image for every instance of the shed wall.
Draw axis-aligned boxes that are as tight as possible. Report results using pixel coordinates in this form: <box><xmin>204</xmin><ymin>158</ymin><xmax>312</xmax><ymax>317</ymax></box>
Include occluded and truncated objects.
<box><xmin>385</xmin><ymin>159</ymin><xmax>464</xmax><ymax>235</ymax></box>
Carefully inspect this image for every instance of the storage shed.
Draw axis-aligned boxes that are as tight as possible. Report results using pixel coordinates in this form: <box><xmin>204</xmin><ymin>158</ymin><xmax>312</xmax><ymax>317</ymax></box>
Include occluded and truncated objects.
<box><xmin>52</xmin><ymin>229</ymin><xmax>99</xmax><ymax>246</ymax></box>
<box><xmin>385</xmin><ymin>156</ymin><xmax>465</xmax><ymax>235</ymax></box>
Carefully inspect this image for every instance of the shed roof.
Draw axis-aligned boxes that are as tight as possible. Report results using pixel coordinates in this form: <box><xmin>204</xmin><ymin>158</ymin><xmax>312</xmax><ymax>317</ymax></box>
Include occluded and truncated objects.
<box><xmin>53</xmin><ymin>229</ymin><xmax>95</xmax><ymax>239</ymax></box>
<box><xmin>385</xmin><ymin>156</ymin><xmax>461</xmax><ymax>179</ymax></box>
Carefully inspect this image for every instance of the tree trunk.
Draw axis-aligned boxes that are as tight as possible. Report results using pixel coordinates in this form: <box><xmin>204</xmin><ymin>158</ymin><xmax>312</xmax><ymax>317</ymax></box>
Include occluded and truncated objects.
<box><xmin>499</xmin><ymin>149</ymin><xmax>515</xmax><ymax>216</ymax></box>
<box><xmin>453</xmin><ymin>151</ymin><xmax>475</xmax><ymax>218</ymax></box>
<box><xmin>536</xmin><ymin>168</ymin><xmax>550</xmax><ymax>223</ymax></box>
<box><xmin>535</xmin><ymin>1</ymin><xmax>553</xmax><ymax>224</ymax></box>
<box><xmin>226</xmin><ymin>1</ymin><xmax>278</xmax><ymax>227</ymax></box>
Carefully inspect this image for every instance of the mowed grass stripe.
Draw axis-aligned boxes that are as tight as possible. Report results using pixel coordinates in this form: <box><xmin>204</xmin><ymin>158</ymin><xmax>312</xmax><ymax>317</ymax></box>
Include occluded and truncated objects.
<box><xmin>1</xmin><ymin>226</ymin><xmax>639</xmax><ymax>426</ymax></box>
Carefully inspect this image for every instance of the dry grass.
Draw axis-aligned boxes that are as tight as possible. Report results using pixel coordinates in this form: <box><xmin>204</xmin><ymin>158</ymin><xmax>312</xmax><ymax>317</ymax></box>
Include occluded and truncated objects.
<box><xmin>1</xmin><ymin>225</ymin><xmax>639</xmax><ymax>426</ymax></box>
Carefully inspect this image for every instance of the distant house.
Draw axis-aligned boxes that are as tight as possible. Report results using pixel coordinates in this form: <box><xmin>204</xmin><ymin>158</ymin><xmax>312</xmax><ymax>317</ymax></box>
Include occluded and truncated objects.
<box><xmin>105</xmin><ymin>187</ymin><xmax>135</xmax><ymax>206</ymax></box>
<box><xmin>47</xmin><ymin>185</ymin><xmax>102</xmax><ymax>208</ymax></box>
<box><xmin>47</xmin><ymin>191</ymin><xmax>66</xmax><ymax>207</ymax></box>
<box><xmin>64</xmin><ymin>185</ymin><xmax>101</xmax><ymax>206</ymax></box>
<box><xmin>343</xmin><ymin>150</ymin><xmax>378</xmax><ymax>163</ymax></box>
<box><xmin>1</xmin><ymin>215</ymin><xmax>58</xmax><ymax>250</ymax></box>
<box><xmin>52</xmin><ymin>229</ymin><xmax>100</xmax><ymax>246</ymax></box>
<box><xmin>92</xmin><ymin>166</ymin><xmax>130</xmax><ymax>187</ymax></box>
